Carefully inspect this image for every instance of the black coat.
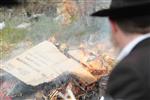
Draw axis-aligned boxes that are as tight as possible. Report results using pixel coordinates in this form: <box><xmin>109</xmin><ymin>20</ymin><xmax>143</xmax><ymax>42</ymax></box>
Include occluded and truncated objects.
<box><xmin>106</xmin><ymin>38</ymin><xmax>150</xmax><ymax>100</ymax></box>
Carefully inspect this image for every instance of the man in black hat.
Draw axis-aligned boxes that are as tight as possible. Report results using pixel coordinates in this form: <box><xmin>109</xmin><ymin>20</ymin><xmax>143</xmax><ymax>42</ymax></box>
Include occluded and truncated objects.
<box><xmin>91</xmin><ymin>0</ymin><xmax>150</xmax><ymax>100</ymax></box>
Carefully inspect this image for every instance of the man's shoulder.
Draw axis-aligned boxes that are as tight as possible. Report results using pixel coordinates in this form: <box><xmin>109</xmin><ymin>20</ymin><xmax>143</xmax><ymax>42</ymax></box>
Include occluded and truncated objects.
<box><xmin>110</xmin><ymin>37</ymin><xmax>150</xmax><ymax>85</ymax></box>
<box><xmin>117</xmin><ymin>38</ymin><xmax>150</xmax><ymax>74</ymax></box>
<box><xmin>106</xmin><ymin>38</ymin><xmax>150</xmax><ymax>99</ymax></box>
<box><xmin>120</xmin><ymin>37</ymin><xmax>150</xmax><ymax>67</ymax></box>
<box><xmin>112</xmin><ymin>37</ymin><xmax>150</xmax><ymax>86</ymax></box>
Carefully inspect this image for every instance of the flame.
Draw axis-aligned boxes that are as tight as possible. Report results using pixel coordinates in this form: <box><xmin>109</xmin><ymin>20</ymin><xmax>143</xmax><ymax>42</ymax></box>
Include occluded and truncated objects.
<box><xmin>48</xmin><ymin>38</ymin><xmax>115</xmax><ymax>80</ymax></box>
<box><xmin>78</xmin><ymin>44</ymin><xmax>89</xmax><ymax>63</ymax></box>
<box><xmin>49</xmin><ymin>36</ymin><xmax>56</xmax><ymax>43</ymax></box>
<box><xmin>60</xmin><ymin>43</ymin><xmax>68</xmax><ymax>51</ymax></box>
<box><xmin>77</xmin><ymin>43</ymin><xmax>116</xmax><ymax>78</ymax></box>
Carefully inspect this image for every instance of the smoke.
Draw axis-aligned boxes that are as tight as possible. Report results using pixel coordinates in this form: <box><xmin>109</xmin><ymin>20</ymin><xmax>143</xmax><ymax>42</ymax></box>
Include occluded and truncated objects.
<box><xmin>0</xmin><ymin>1</ymin><xmax>115</xmax><ymax>99</ymax></box>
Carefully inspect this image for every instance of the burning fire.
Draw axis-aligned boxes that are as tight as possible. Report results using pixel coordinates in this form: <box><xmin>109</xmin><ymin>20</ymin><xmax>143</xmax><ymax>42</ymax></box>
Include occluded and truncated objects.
<box><xmin>0</xmin><ymin>37</ymin><xmax>116</xmax><ymax>99</ymax></box>
<box><xmin>69</xmin><ymin>42</ymin><xmax>116</xmax><ymax>80</ymax></box>
<box><xmin>48</xmin><ymin>36</ymin><xmax>56</xmax><ymax>43</ymax></box>
<box><xmin>49</xmin><ymin>37</ymin><xmax>115</xmax><ymax>80</ymax></box>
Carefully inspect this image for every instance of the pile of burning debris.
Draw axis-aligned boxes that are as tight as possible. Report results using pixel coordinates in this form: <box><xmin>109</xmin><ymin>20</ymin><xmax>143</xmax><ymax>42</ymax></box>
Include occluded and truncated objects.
<box><xmin>0</xmin><ymin>37</ymin><xmax>115</xmax><ymax>100</ymax></box>
<box><xmin>0</xmin><ymin>70</ymin><xmax>109</xmax><ymax>100</ymax></box>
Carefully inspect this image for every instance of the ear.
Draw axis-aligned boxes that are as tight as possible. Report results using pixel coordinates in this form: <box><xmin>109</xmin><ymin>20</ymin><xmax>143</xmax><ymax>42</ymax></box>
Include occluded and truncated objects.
<box><xmin>109</xmin><ymin>18</ymin><xmax>118</xmax><ymax>33</ymax></box>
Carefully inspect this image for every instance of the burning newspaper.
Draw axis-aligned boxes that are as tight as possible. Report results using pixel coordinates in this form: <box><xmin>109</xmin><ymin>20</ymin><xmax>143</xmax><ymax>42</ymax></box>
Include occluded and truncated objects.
<box><xmin>1</xmin><ymin>41</ymin><xmax>97</xmax><ymax>86</ymax></box>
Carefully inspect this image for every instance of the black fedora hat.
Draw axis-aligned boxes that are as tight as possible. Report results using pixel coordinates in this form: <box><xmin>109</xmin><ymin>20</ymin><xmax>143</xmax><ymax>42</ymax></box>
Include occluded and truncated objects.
<box><xmin>91</xmin><ymin>0</ymin><xmax>150</xmax><ymax>18</ymax></box>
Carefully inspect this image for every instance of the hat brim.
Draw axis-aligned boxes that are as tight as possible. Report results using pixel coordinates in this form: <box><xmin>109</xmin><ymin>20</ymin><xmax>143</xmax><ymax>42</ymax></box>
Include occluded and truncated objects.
<box><xmin>91</xmin><ymin>3</ymin><xmax>150</xmax><ymax>18</ymax></box>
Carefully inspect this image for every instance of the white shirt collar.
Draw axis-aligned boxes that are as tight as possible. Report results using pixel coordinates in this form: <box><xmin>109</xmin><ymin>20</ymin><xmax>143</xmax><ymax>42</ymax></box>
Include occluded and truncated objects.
<box><xmin>117</xmin><ymin>33</ymin><xmax>150</xmax><ymax>62</ymax></box>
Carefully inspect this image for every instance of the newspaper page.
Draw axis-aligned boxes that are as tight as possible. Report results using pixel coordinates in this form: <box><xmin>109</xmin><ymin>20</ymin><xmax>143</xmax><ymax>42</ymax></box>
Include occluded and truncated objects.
<box><xmin>1</xmin><ymin>41</ymin><xmax>96</xmax><ymax>86</ymax></box>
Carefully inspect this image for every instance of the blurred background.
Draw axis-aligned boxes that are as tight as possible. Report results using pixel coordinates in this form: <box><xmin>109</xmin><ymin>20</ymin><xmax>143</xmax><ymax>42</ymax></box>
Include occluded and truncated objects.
<box><xmin>0</xmin><ymin>0</ymin><xmax>114</xmax><ymax>62</ymax></box>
